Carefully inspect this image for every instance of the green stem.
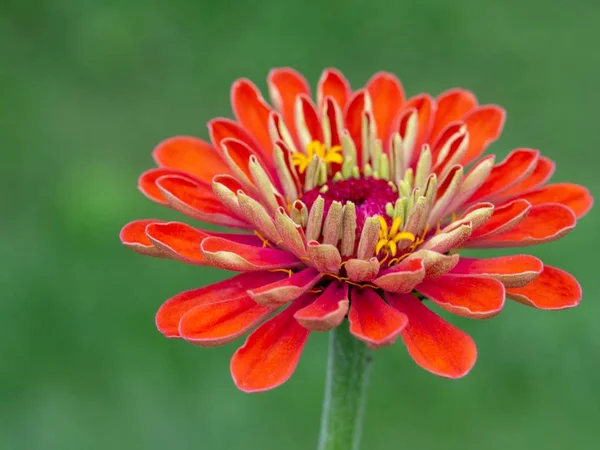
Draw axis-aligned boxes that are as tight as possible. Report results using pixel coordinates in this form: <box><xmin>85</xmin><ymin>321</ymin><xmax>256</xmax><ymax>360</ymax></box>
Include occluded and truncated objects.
<box><xmin>317</xmin><ymin>322</ymin><xmax>372</xmax><ymax>450</ymax></box>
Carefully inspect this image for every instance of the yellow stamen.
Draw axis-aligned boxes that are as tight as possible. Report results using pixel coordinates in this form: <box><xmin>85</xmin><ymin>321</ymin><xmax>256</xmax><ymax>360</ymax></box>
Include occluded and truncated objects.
<box><xmin>268</xmin><ymin>268</ymin><xmax>294</xmax><ymax>277</ymax></box>
<box><xmin>392</xmin><ymin>231</ymin><xmax>416</xmax><ymax>243</ymax></box>
<box><xmin>375</xmin><ymin>215</ymin><xmax>417</xmax><ymax>258</ymax></box>
<box><xmin>388</xmin><ymin>240</ymin><xmax>397</xmax><ymax>257</ymax></box>
<box><xmin>390</xmin><ymin>216</ymin><xmax>402</xmax><ymax>237</ymax></box>
<box><xmin>375</xmin><ymin>239</ymin><xmax>387</xmax><ymax>255</ymax></box>
<box><xmin>318</xmin><ymin>271</ymin><xmax>379</xmax><ymax>290</ymax></box>
<box><xmin>292</xmin><ymin>141</ymin><xmax>344</xmax><ymax>174</ymax></box>
<box><xmin>254</xmin><ymin>230</ymin><xmax>272</xmax><ymax>248</ymax></box>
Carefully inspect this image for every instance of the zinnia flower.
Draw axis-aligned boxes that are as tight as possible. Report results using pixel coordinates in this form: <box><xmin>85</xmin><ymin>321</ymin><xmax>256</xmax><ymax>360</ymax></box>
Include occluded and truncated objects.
<box><xmin>121</xmin><ymin>68</ymin><xmax>592</xmax><ymax>392</ymax></box>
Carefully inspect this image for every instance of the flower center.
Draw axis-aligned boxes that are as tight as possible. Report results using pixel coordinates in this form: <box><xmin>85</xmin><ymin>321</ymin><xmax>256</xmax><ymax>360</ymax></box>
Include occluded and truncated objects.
<box><xmin>301</xmin><ymin>177</ymin><xmax>399</xmax><ymax>234</ymax></box>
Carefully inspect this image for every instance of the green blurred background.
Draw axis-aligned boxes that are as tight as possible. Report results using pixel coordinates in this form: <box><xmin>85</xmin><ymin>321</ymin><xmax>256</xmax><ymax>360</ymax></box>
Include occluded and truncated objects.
<box><xmin>2</xmin><ymin>0</ymin><xmax>599</xmax><ymax>448</ymax></box>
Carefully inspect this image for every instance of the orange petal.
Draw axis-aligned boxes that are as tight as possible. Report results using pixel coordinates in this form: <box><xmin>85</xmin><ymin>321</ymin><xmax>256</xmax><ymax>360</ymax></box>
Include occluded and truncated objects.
<box><xmin>468</xmin><ymin>203</ymin><xmax>576</xmax><ymax>248</ymax></box>
<box><xmin>268</xmin><ymin>67</ymin><xmax>311</xmax><ymax>143</ymax></box>
<box><xmin>156</xmin><ymin>175</ymin><xmax>249</xmax><ymax>228</ymax></box>
<box><xmin>366</xmin><ymin>72</ymin><xmax>405</xmax><ymax>145</ymax></box>
<box><xmin>231</xmin><ymin>79</ymin><xmax>274</xmax><ymax>158</ymax></box>
<box><xmin>152</xmin><ymin>136</ymin><xmax>231</xmax><ymax>183</ymax></box>
<box><xmin>317</xmin><ymin>68</ymin><xmax>351</xmax><ymax>111</ymax></box>
<box><xmin>495</xmin><ymin>156</ymin><xmax>555</xmax><ymax>199</ymax></box>
<box><xmin>208</xmin><ymin>118</ymin><xmax>262</xmax><ymax>155</ymax></box>
<box><xmin>373</xmin><ymin>258</ymin><xmax>426</xmax><ymax>293</ymax></box>
<box><xmin>387</xmin><ymin>293</ymin><xmax>477</xmax><ymax>378</ymax></box>
<box><xmin>230</xmin><ymin>296</ymin><xmax>313</xmax><ymax>392</ymax></box>
<box><xmin>294</xmin><ymin>282</ymin><xmax>349</xmax><ymax>331</ymax></box>
<box><xmin>145</xmin><ymin>221</ymin><xmax>262</xmax><ymax>265</ymax></box>
<box><xmin>468</xmin><ymin>199</ymin><xmax>531</xmax><ymax>242</ymax></box>
<box><xmin>179</xmin><ymin>295</ymin><xmax>275</xmax><ymax>346</ymax></box>
<box><xmin>247</xmin><ymin>268</ymin><xmax>321</xmax><ymax>307</ymax></box>
<box><xmin>138</xmin><ymin>168</ymin><xmax>193</xmax><ymax>204</ymax></box>
<box><xmin>467</xmin><ymin>148</ymin><xmax>539</xmax><ymax>203</ymax></box>
<box><xmin>416</xmin><ymin>274</ymin><xmax>505</xmax><ymax>319</ymax></box>
<box><xmin>506</xmin><ymin>265</ymin><xmax>581</xmax><ymax>310</ymax></box>
<box><xmin>156</xmin><ymin>271</ymin><xmax>286</xmax><ymax>337</ymax></box>
<box><xmin>514</xmin><ymin>183</ymin><xmax>593</xmax><ymax>219</ymax></box>
<box><xmin>451</xmin><ymin>255</ymin><xmax>543</xmax><ymax>288</ymax></box>
<box><xmin>459</xmin><ymin>105</ymin><xmax>506</xmax><ymax>165</ymax></box>
<box><xmin>201</xmin><ymin>236</ymin><xmax>303</xmax><ymax>271</ymax></box>
<box><xmin>348</xmin><ymin>287</ymin><xmax>408</xmax><ymax>349</ymax></box>
<box><xmin>430</xmin><ymin>88</ymin><xmax>478</xmax><ymax>144</ymax></box>
<box><xmin>402</xmin><ymin>94</ymin><xmax>435</xmax><ymax>152</ymax></box>
<box><xmin>120</xmin><ymin>219</ymin><xmax>166</xmax><ymax>257</ymax></box>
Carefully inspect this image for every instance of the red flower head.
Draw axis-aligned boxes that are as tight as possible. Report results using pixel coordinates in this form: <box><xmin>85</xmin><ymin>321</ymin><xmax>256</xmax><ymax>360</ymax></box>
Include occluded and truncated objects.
<box><xmin>121</xmin><ymin>68</ymin><xmax>592</xmax><ymax>392</ymax></box>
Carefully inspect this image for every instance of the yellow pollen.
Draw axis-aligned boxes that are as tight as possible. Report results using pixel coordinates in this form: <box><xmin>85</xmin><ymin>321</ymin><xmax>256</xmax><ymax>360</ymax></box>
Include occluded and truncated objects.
<box><xmin>291</xmin><ymin>140</ymin><xmax>343</xmax><ymax>174</ymax></box>
<box><xmin>376</xmin><ymin>215</ymin><xmax>416</xmax><ymax>257</ymax></box>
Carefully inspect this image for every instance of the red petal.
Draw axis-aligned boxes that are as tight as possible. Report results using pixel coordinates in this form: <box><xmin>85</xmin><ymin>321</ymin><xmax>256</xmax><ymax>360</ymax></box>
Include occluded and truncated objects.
<box><xmin>430</xmin><ymin>88</ymin><xmax>478</xmax><ymax>144</ymax></box>
<box><xmin>431</xmin><ymin>122</ymin><xmax>464</xmax><ymax>163</ymax></box>
<box><xmin>145</xmin><ymin>222</ymin><xmax>262</xmax><ymax>265</ymax></box>
<box><xmin>514</xmin><ymin>183</ymin><xmax>593</xmax><ymax>219</ymax></box>
<box><xmin>373</xmin><ymin>258</ymin><xmax>426</xmax><ymax>293</ymax></box>
<box><xmin>138</xmin><ymin>168</ymin><xmax>192</xmax><ymax>204</ymax></box>
<box><xmin>219</xmin><ymin>137</ymin><xmax>259</xmax><ymax>183</ymax></box>
<box><xmin>432</xmin><ymin>129</ymin><xmax>468</xmax><ymax>175</ymax></box>
<box><xmin>156</xmin><ymin>271</ymin><xmax>286</xmax><ymax>337</ymax></box>
<box><xmin>297</xmin><ymin>95</ymin><xmax>323</xmax><ymax>143</ymax></box>
<box><xmin>317</xmin><ymin>68</ymin><xmax>351</xmax><ymax>111</ymax></box>
<box><xmin>323</xmin><ymin>97</ymin><xmax>343</xmax><ymax>147</ymax></box>
<box><xmin>506</xmin><ymin>265</ymin><xmax>581</xmax><ymax>310</ymax></box>
<box><xmin>146</xmin><ymin>221</ymin><xmax>209</xmax><ymax>264</ymax></box>
<box><xmin>467</xmin><ymin>149</ymin><xmax>539</xmax><ymax>203</ymax></box>
<box><xmin>152</xmin><ymin>136</ymin><xmax>231</xmax><ymax>183</ymax></box>
<box><xmin>366</xmin><ymin>72</ymin><xmax>405</xmax><ymax>145</ymax></box>
<box><xmin>451</xmin><ymin>255</ymin><xmax>543</xmax><ymax>288</ymax></box>
<box><xmin>468</xmin><ymin>199</ymin><xmax>531</xmax><ymax>242</ymax></box>
<box><xmin>120</xmin><ymin>219</ymin><xmax>166</xmax><ymax>257</ymax></box>
<box><xmin>208</xmin><ymin>118</ymin><xmax>262</xmax><ymax>155</ymax></box>
<box><xmin>387</xmin><ymin>293</ymin><xmax>477</xmax><ymax>378</ymax></box>
<box><xmin>416</xmin><ymin>274</ymin><xmax>505</xmax><ymax>318</ymax></box>
<box><xmin>268</xmin><ymin>68</ymin><xmax>311</xmax><ymax>143</ymax></box>
<box><xmin>156</xmin><ymin>175</ymin><xmax>249</xmax><ymax>228</ymax></box>
<box><xmin>201</xmin><ymin>236</ymin><xmax>302</xmax><ymax>271</ymax></box>
<box><xmin>231</xmin><ymin>79</ymin><xmax>273</xmax><ymax>159</ymax></box>
<box><xmin>345</xmin><ymin>90</ymin><xmax>367</xmax><ymax>165</ymax></box>
<box><xmin>468</xmin><ymin>203</ymin><xmax>576</xmax><ymax>248</ymax></box>
<box><xmin>179</xmin><ymin>295</ymin><xmax>275</xmax><ymax>346</ymax></box>
<box><xmin>230</xmin><ymin>296</ymin><xmax>312</xmax><ymax>392</ymax></box>
<box><xmin>348</xmin><ymin>288</ymin><xmax>408</xmax><ymax>349</ymax></box>
<box><xmin>247</xmin><ymin>268</ymin><xmax>321</xmax><ymax>307</ymax></box>
<box><xmin>403</xmin><ymin>94</ymin><xmax>435</xmax><ymax>152</ymax></box>
<box><xmin>496</xmin><ymin>156</ymin><xmax>555</xmax><ymax>199</ymax></box>
<box><xmin>459</xmin><ymin>105</ymin><xmax>506</xmax><ymax>165</ymax></box>
<box><xmin>294</xmin><ymin>282</ymin><xmax>349</xmax><ymax>331</ymax></box>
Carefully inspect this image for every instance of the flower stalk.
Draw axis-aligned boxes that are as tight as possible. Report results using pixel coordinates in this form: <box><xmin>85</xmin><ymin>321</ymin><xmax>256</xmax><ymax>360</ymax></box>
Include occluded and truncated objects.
<box><xmin>318</xmin><ymin>322</ymin><xmax>372</xmax><ymax>450</ymax></box>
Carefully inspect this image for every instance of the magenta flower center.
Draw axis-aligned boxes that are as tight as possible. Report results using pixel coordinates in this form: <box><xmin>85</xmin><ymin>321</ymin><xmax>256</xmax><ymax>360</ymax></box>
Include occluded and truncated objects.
<box><xmin>302</xmin><ymin>178</ymin><xmax>398</xmax><ymax>235</ymax></box>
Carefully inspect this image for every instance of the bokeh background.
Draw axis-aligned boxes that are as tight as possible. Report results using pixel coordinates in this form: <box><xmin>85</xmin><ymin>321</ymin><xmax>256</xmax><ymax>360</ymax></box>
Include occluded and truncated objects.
<box><xmin>2</xmin><ymin>0</ymin><xmax>600</xmax><ymax>448</ymax></box>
